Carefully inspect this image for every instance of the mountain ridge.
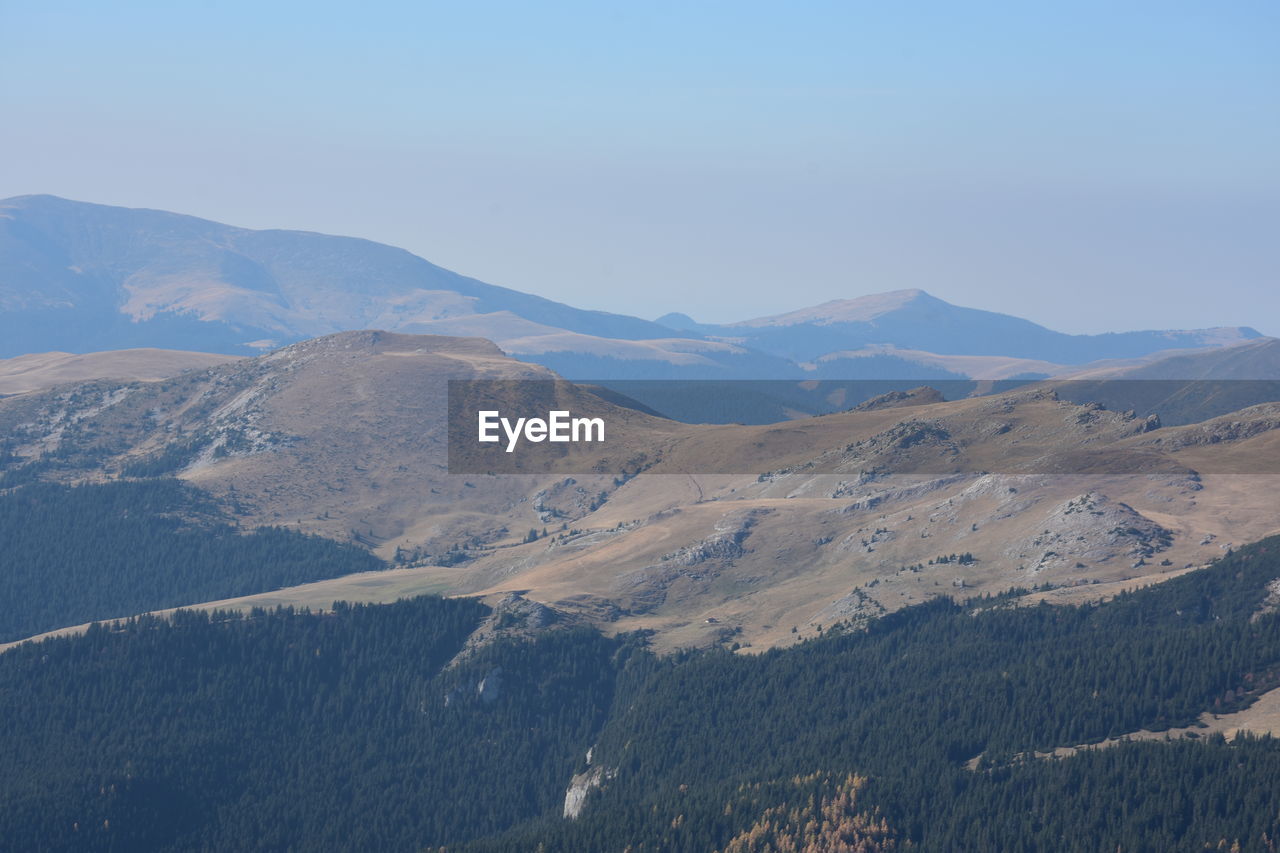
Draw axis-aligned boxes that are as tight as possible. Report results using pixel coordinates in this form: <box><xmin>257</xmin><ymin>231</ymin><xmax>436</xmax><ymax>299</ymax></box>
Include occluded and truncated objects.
<box><xmin>0</xmin><ymin>194</ymin><xmax>677</xmax><ymax>355</ymax></box>
<box><xmin>0</xmin><ymin>347</ymin><xmax>237</xmax><ymax>396</ymax></box>
<box><xmin>684</xmin><ymin>288</ymin><xmax>1260</xmax><ymax>364</ymax></box>
<box><xmin>4</xmin><ymin>330</ymin><xmax>1280</xmax><ymax>653</ymax></box>
<box><xmin>1</xmin><ymin>195</ymin><xmax>1261</xmax><ymax>381</ymax></box>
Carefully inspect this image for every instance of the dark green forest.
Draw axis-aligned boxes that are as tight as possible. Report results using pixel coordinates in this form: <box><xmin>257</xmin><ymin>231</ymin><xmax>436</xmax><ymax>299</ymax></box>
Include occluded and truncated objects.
<box><xmin>0</xmin><ymin>479</ymin><xmax>384</xmax><ymax>642</ymax></box>
<box><xmin>0</xmin><ymin>598</ymin><xmax>628</xmax><ymax>851</ymax></box>
<box><xmin>3</xmin><ymin>538</ymin><xmax>1280</xmax><ymax>850</ymax></box>
<box><xmin>474</xmin><ymin>534</ymin><xmax>1280</xmax><ymax>852</ymax></box>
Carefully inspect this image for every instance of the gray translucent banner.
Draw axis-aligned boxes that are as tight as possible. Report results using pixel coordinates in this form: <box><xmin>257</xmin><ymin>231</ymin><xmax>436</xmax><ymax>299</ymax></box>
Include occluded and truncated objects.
<box><xmin>447</xmin><ymin>379</ymin><xmax>1280</xmax><ymax>476</ymax></box>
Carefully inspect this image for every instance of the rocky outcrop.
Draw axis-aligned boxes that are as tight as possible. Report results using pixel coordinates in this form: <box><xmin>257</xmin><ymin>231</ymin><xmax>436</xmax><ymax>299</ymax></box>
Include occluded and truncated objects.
<box><xmin>563</xmin><ymin>755</ymin><xmax>616</xmax><ymax>819</ymax></box>
<box><xmin>477</xmin><ymin>668</ymin><xmax>503</xmax><ymax>704</ymax></box>
<box><xmin>1010</xmin><ymin>492</ymin><xmax>1173</xmax><ymax>572</ymax></box>
<box><xmin>851</xmin><ymin>386</ymin><xmax>946</xmax><ymax>412</ymax></box>
<box><xmin>531</xmin><ymin>477</ymin><xmax>598</xmax><ymax>523</ymax></box>
<box><xmin>448</xmin><ymin>593</ymin><xmax>567</xmax><ymax>667</ymax></box>
<box><xmin>620</xmin><ymin>510</ymin><xmax>767</xmax><ymax>613</ymax></box>
<box><xmin>1140</xmin><ymin>403</ymin><xmax>1280</xmax><ymax>449</ymax></box>
<box><xmin>811</xmin><ymin>586</ymin><xmax>887</xmax><ymax>629</ymax></box>
<box><xmin>1253</xmin><ymin>578</ymin><xmax>1280</xmax><ymax>623</ymax></box>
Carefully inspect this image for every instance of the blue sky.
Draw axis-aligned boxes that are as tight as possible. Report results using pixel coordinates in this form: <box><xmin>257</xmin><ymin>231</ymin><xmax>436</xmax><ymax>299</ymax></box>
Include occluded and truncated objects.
<box><xmin>2</xmin><ymin>1</ymin><xmax>1277</xmax><ymax>333</ymax></box>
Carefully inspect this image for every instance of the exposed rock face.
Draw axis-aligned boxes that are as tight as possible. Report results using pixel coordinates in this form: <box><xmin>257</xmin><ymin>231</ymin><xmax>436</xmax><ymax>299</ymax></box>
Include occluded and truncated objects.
<box><xmin>1010</xmin><ymin>492</ymin><xmax>1173</xmax><ymax>573</ymax></box>
<box><xmin>477</xmin><ymin>668</ymin><xmax>503</xmax><ymax>704</ymax></box>
<box><xmin>439</xmin><ymin>665</ymin><xmax>508</xmax><ymax>708</ymax></box>
<box><xmin>842</xmin><ymin>420</ymin><xmax>958</xmax><ymax>466</ymax></box>
<box><xmin>1253</xmin><ymin>578</ymin><xmax>1280</xmax><ymax>623</ymax></box>
<box><xmin>1141</xmin><ymin>404</ymin><xmax>1280</xmax><ymax>448</ymax></box>
<box><xmin>620</xmin><ymin>510</ymin><xmax>767</xmax><ymax>613</ymax></box>
<box><xmin>811</xmin><ymin>586</ymin><xmax>887</xmax><ymax>629</ymax></box>
<box><xmin>661</xmin><ymin>511</ymin><xmax>761</xmax><ymax>566</ymax></box>
<box><xmin>563</xmin><ymin>764</ymin><xmax>614</xmax><ymax>819</ymax></box>
<box><xmin>852</xmin><ymin>386</ymin><xmax>947</xmax><ymax>412</ymax></box>
<box><xmin>449</xmin><ymin>593</ymin><xmax>569</xmax><ymax>667</ymax></box>
<box><xmin>531</xmin><ymin>478</ymin><xmax>597</xmax><ymax>523</ymax></box>
<box><xmin>831</xmin><ymin>473</ymin><xmax>970</xmax><ymax>508</ymax></box>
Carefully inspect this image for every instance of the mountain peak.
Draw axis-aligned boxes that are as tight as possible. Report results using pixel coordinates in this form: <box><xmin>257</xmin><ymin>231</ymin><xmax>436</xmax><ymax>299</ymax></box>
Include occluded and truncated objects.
<box><xmin>733</xmin><ymin>289</ymin><xmax>940</xmax><ymax>328</ymax></box>
<box><xmin>654</xmin><ymin>312</ymin><xmax>704</xmax><ymax>332</ymax></box>
<box><xmin>3</xmin><ymin>196</ymin><xmax>1262</xmax><ymax>379</ymax></box>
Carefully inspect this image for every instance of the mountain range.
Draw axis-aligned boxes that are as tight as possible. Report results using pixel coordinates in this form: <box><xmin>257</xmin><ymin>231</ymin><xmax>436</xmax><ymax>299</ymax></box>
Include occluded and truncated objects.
<box><xmin>4</xmin><ymin>330</ymin><xmax>1280</xmax><ymax>654</ymax></box>
<box><xmin>661</xmin><ymin>289</ymin><xmax>1262</xmax><ymax>365</ymax></box>
<box><xmin>6</xmin><ymin>193</ymin><xmax>1280</xmax><ymax>850</ymax></box>
<box><xmin>1</xmin><ymin>195</ymin><xmax>1264</xmax><ymax>381</ymax></box>
<box><xmin>2</xmin><ymin>194</ymin><xmax>1279</xmax><ymax>655</ymax></box>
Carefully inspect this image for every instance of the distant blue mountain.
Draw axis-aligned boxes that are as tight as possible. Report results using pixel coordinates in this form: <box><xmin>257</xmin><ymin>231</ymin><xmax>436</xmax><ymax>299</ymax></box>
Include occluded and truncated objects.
<box><xmin>669</xmin><ymin>289</ymin><xmax>1261</xmax><ymax>365</ymax></box>
<box><xmin>0</xmin><ymin>195</ymin><xmax>675</xmax><ymax>358</ymax></box>
<box><xmin>0</xmin><ymin>196</ymin><xmax>1260</xmax><ymax>379</ymax></box>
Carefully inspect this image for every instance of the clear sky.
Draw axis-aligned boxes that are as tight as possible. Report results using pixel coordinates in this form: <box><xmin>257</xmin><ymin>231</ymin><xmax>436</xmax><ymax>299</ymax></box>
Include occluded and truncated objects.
<box><xmin>2</xmin><ymin>1</ymin><xmax>1277</xmax><ymax>334</ymax></box>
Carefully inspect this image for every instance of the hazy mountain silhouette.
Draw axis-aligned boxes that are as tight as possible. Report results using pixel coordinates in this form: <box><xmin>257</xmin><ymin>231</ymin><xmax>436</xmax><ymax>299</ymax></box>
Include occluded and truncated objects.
<box><xmin>0</xmin><ymin>195</ymin><xmax>674</xmax><ymax>358</ymax></box>
<box><xmin>1</xmin><ymin>196</ymin><xmax>1260</xmax><ymax>379</ymax></box>
<box><xmin>669</xmin><ymin>289</ymin><xmax>1260</xmax><ymax>364</ymax></box>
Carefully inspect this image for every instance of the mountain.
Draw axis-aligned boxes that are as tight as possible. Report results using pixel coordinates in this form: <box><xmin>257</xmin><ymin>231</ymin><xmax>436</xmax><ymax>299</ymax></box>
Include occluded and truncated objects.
<box><xmin>685</xmin><ymin>288</ymin><xmax>1261</xmax><ymax>364</ymax></box>
<box><xmin>5</xmin><ymin>330</ymin><xmax>1280</xmax><ymax>654</ymax></box>
<box><xmin>1</xmin><ymin>196</ymin><xmax>1261</xmax><ymax>385</ymax></box>
<box><xmin>1052</xmin><ymin>337</ymin><xmax>1280</xmax><ymax>426</ymax></box>
<box><xmin>654</xmin><ymin>311</ymin><xmax>717</xmax><ymax>334</ymax></box>
<box><xmin>1078</xmin><ymin>337</ymin><xmax>1280</xmax><ymax>381</ymax></box>
<box><xmin>0</xmin><ymin>330</ymin><xmax>666</xmax><ymax>567</ymax></box>
<box><xmin>0</xmin><ymin>194</ymin><xmax>676</xmax><ymax>356</ymax></box>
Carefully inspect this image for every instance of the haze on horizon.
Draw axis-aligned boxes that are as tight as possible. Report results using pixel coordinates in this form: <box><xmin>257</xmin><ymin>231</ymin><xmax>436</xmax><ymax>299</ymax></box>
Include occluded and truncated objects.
<box><xmin>1</xmin><ymin>1</ymin><xmax>1276</xmax><ymax>336</ymax></box>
